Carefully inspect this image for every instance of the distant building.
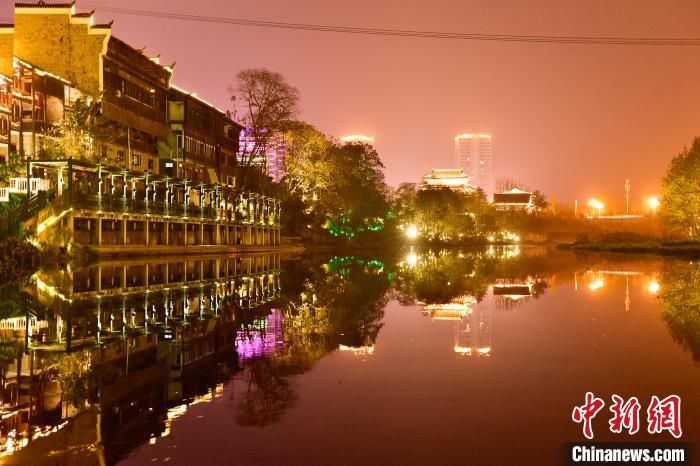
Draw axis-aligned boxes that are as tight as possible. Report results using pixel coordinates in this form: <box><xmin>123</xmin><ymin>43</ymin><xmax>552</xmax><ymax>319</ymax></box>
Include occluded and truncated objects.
<box><xmin>167</xmin><ymin>85</ymin><xmax>241</xmax><ymax>185</ymax></box>
<box><xmin>340</xmin><ymin>134</ymin><xmax>374</xmax><ymax>145</ymax></box>
<box><xmin>237</xmin><ymin>128</ymin><xmax>286</xmax><ymax>183</ymax></box>
<box><xmin>420</xmin><ymin>168</ymin><xmax>475</xmax><ymax>193</ymax></box>
<box><xmin>493</xmin><ymin>187</ymin><xmax>534</xmax><ymax>212</ymax></box>
<box><xmin>455</xmin><ymin>134</ymin><xmax>494</xmax><ymax>199</ymax></box>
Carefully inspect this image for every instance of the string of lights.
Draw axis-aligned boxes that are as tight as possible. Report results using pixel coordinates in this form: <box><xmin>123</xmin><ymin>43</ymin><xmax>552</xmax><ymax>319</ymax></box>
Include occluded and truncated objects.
<box><xmin>84</xmin><ymin>4</ymin><xmax>700</xmax><ymax>46</ymax></box>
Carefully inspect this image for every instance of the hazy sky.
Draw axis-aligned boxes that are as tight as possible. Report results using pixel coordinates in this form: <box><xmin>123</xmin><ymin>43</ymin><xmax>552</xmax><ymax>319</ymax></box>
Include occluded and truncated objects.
<box><xmin>4</xmin><ymin>0</ymin><xmax>700</xmax><ymax>207</ymax></box>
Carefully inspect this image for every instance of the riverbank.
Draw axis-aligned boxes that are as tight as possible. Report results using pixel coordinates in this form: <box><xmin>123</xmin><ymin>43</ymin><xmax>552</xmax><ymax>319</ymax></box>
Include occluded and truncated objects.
<box><xmin>558</xmin><ymin>240</ymin><xmax>700</xmax><ymax>258</ymax></box>
<box><xmin>0</xmin><ymin>238</ymin><xmax>40</xmax><ymax>281</ymax></box>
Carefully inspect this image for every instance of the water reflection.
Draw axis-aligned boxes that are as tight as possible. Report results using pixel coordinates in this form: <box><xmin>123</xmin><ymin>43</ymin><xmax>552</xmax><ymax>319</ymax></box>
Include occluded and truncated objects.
<box><xmin>0</xmin><ymin>254</ymin><xmax>280</xmax><ymax>464</ymax></box>
<box><xmin>659</xmin><ymin>261</ymin><xmax>700</xmax><ymax>361</ymax></box>
<box><xmin>0</xmin><ymin>248</ymin><xmax>698</xmax><ymax>464</ymax></box>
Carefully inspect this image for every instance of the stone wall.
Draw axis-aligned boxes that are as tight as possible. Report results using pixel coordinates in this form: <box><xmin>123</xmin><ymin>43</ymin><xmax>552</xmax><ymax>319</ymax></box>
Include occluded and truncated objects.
<box><xmin>13</xmin><ymin>7</ymin><xmax>109</xmax><ymax>96</ymax></box>
<box><xmin>0</xmin><ymin>28</ymin><xmax>13</xmax><ymax>77</ymax></box>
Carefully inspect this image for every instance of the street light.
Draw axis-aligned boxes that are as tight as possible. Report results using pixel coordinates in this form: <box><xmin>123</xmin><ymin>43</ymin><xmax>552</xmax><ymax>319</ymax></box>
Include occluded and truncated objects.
<box><xmin>647</xmin><ymin>197</ymin><xmax>660</xmax><ymax>216</ymax></box>
<box><xmin>647</xmin><ymin>279</ymin><xmax>660</xmax><ymax>295</ymax></box>
<box><xmin>588</xmin><ymin>199</ymin><xmax>605</xmax><ymax>217</ymax></box>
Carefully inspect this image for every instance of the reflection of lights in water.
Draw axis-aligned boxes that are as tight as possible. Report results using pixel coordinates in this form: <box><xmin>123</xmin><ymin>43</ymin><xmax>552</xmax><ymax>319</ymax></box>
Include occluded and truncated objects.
<box><xmin>406</xmin><ymin>252</ymin><xmax>418</xmax><ymax>267</ymax></box>
<box><xmin>405</xmin><ymin>224</ymin><xmax>418</xmax><ymax>239</ymax></box>
<box><xmin>34</xmin><ymin>276</ymin><xmax>72</xmax><ymax>303</ymax></box>
<box><xmin>453</xmin><ymin>346</ymin><xmax>491</xmax><ymax>357</ymax></box>
<box><xmin>338</xmin><ymin>344</ymin><xmax>375</xmax><ymax>355</ymax></box>
<box><xmin>158</xmin><ymin>385</ymin><xmax>222</xmax><ymax>442</ymax></box>
<box><xmin>588</xmin><ymin>278</ymin><xmax>605</xmax><ymax>291</ymax></box>
<box><xmin>235</xmin><ymin>310</ymin><xmax>284</xmax><ymax>361</ymax></box>
<box><xmin>648</xmin><ymin>280</ymin><xmax>661</xmax><ymax>294</ymax></box>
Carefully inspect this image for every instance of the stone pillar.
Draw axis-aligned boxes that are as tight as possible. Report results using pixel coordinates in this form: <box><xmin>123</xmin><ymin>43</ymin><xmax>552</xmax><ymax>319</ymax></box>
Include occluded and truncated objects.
<box><xmin>165</xmin><ymin>221</ymin><xmax>169</xmax><ymax>246</ymax></box>
<box><xmin>145</xmin><ymin>220</ymin><xmax>150</xmax><ymax>246</ymax></box>
<box><xmin>200</xmin><ymin>223</ymin><xmax>204</xmax><ymax>245</ymax></box>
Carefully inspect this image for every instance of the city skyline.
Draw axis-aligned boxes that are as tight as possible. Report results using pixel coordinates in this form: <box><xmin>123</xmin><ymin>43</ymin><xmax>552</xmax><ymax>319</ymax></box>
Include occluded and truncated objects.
<box><xmin>1</xmin><ymin>0</ymin><xmax>695</xmax><ymax>201</ymax></box>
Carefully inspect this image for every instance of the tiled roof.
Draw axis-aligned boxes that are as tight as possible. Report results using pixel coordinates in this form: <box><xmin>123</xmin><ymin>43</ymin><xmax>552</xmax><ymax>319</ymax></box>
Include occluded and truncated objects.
<box><xmin>493</xmin><ymin>193</ymin><xmax>532</xmax><ymax>204</ymax></box>
<box><xmin>16</xmin><ymin>2</ymin><xmax>75</xmax><ymax>8</ymax></box>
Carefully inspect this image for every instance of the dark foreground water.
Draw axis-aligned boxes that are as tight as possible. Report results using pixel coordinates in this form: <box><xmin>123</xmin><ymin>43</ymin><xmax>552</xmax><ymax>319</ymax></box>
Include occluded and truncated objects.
<box><xmin>0</xmin><ymin>248</ymin><xmax>698</xmax><ymax>465</ymax></box>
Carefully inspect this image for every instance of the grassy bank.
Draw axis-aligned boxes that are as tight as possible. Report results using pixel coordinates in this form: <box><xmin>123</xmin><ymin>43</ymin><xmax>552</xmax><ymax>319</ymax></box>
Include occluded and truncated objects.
<box><xmin>558</xmin><ymin>240</ymin><xmax>700</xmax><ymax>258</ymax></box>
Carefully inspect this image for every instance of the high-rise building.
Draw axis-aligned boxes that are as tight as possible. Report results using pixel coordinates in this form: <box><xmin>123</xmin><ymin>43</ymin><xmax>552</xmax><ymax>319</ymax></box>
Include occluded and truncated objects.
<box><xmin>340</xmin><ymin>134</ymin><xmax>375</xmax><ymax>145</ymax></box>
<box><xmin>238</xmin><ymin>128</ymin><xmax>286</xmax><ymax>183</ymax></box>
<box><xmin>454</xmin><ymin>134</ymin><xmax>494</xmax><ymax>199</ymax></box>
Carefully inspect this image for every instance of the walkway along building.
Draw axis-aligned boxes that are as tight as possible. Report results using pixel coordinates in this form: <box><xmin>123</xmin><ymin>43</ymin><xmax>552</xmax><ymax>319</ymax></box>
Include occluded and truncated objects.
<box><xmin>24</xmin><ymin>158</ymin><xmax>281</xmax><ymax>255</ymax></box>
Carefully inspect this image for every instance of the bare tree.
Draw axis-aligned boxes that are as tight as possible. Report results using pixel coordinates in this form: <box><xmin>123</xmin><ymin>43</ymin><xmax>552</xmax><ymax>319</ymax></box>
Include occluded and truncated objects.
<box><xmin>495</xmin><ymin>176</ymin><xmax>527</xmax><ymax>193</ymax></box>
<box><xmin>230</xmin><ymin>69</ymin><xmax>300</xmax><ymax>179</ymax></box>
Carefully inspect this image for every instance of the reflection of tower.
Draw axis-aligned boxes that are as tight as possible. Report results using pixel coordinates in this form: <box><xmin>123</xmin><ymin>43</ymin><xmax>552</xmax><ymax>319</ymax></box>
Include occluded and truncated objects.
<box><xmin>419</xmin><ymin>294</ymin><xmax>492</xmax><ymax>356</ymax></box>
<box><xmin>454</xmin><ymin>292</ymin><xmax>493</xmax><ymax>356</ymax></box>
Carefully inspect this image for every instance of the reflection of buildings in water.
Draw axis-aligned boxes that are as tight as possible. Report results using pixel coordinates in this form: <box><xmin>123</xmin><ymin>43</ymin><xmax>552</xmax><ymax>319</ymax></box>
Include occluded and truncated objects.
<box><xmin>492</xmin><ymin>279</ymin><xmax>535</xmax><ymax>309</ymax></box>
<box><xmin>419</xmin><ymin>295</ymin><xmax>492</xmax><ymax>357</ymax></box>
<box><xmin>454</xmin><ymin>293</ymin><xmax>493</xmax><ymax>357</ymax></box>
<box><xmin>0</xmin><ymin>254</ymin><xmax>281</xmax><ymax>460</ymax></box>
<box><xmin>235</xmin><ymin>308</ymin><xmax>285</xmax><ymax>361</ymax></box>
<box><xmin>487</xmin><ymin>244</ymin><xmax>521</xmax><ymax>259</ymax></box>
<box><xmin>338</xmin><ymin>344</ymin><xmax>375</xmax><ymax>355</ymax></box>
<box><xmin>578</xmin><ymin>269</ymin><xmax>662</xmax><ymax>311</ymax></box>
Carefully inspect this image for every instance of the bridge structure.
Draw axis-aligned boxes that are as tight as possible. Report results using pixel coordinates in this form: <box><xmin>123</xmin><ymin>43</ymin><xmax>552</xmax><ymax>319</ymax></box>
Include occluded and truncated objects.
<box><xmin>4</xmin><ymin>158</ymin><xmax>282</xmax><ymax>255</ymax></box>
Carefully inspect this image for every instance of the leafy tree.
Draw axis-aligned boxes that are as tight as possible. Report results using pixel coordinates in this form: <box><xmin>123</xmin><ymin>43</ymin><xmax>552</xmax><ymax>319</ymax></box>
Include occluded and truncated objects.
<box><xmin>394</xmin><ymin>187</ymin><xmax>496</xmax><ymax>241</ymax></box>
<box><xmin>660</xmin><ymin>137</ymin><xmax>700</xmax><ymax>238</ymax></box>
<box><xmin>321</xmin><ymin>142</ymin><xmax>389</xmax><ymax>236</ymax></box>
<box><xmin>45</xmin><ymin>96</ymin><xmax>104</xmax><ymax>162</ymax></box>
<box><xmin>230</xmin><ymin>68</ymin><xmax>300</xmax><ymax>175</ymax></box>
<box><xmin>282</xmin><ymin>122</ymin><xmax>333</xmax><ymax>204</ymax></box>
<box><xmin>0</xmin><ymin>152</ymin><xmax>24</xmax><ymax>185</ymax></box>
<box><xmin>282</xmin><ymin>125</ymin><xmax>389</xmax><ymax>240</ymax></box>
<box><xmin>531</xmin><ymin>190</ymin><xmax>549</xmax><ymax>211</ymax></box>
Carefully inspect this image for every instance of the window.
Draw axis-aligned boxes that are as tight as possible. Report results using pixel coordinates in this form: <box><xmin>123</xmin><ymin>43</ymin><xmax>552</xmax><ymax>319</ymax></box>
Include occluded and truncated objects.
<box><xmin>148</xmin><ymin>159</ymin><xmax>154</xmax><ymax>170</ymax></box>
<box><xmin>132</xmin><ymin>154</ymin><xmax>141</xmax><ymax>166</ymax></box>
<box><xmin>117</xmin><ymin>151</ymin><xmax>125</xmax><ymax>163</ymax></box>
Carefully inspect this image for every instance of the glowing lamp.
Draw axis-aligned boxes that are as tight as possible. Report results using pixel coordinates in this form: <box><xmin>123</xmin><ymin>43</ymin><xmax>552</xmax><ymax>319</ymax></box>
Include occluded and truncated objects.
<box><xmin>647</xmin><ymin>280</ymin><xmax>660</xmax><ymax>295</ymax></box>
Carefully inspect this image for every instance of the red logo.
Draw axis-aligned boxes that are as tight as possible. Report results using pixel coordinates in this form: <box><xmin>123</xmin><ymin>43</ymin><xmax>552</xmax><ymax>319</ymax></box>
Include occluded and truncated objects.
<box><xmin>572</xmin><ymin>393</ymin><xmax>682</xmax><ymax>439</ymax></box>
<box><xmin>572</xmin><ymin>392</ymin><xmax>606</xmax><ymax>439</ymax></box>
<box><xmin>609</xmin><ymin>395</ymin><xmax>641</xmax><ymax>435</ymax></box>
<box><xmin>647</xmin><ymin>395</ymin><xmax>682</xmax><ymax>439</ymax></box>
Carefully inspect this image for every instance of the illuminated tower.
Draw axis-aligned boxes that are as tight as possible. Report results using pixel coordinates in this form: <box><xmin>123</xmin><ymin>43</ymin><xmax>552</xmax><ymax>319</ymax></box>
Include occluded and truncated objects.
<box><xmin>340</xmin><ymin>135</ymin><xmax>375</xmax><ymax>145</ymax></box>
<box><xmin>455</xmin><ymin>134</ymin><xmax>494</xmax><ymax>199</ymax></box>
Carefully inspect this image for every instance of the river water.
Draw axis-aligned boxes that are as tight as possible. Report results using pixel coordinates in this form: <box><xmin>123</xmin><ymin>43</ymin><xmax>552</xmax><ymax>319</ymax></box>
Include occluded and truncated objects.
<box><xmin>0</xmin><ymin>247</ymin><xmax>698</xmax><ymax>465</ymax></box>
